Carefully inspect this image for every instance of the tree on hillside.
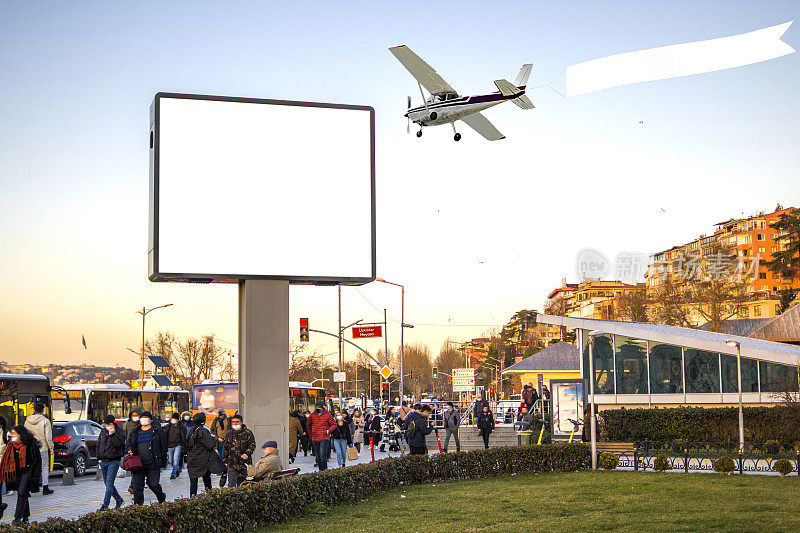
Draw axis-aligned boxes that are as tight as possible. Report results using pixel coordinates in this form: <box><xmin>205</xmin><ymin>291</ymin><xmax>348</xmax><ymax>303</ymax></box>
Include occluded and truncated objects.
<box><xmin>615</xmin><ymin>285</ymin><xmax>650</xmax><ymax>322</ymax></box>
<box><xmin>650</xmin><ymin>277</ymin><xmax>692</xmax><ymax>327</ymax></box>
<box><xmin>763</xmin><ymin>208</ymin><xmax>800</xmax><ymax>281</ymax></box>
<box><xmin>778</xmin><ymin>288</ymin><xmax>798</xmax><ymax>315</ymax></box>
<box><xmin>685</xmin><ymin>243</ymin><xmax>752</xmax><ymax>332</ymax></box>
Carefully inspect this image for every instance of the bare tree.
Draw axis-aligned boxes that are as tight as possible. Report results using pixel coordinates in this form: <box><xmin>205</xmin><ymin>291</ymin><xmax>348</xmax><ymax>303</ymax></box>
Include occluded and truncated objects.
<box><xmin>433</xmin><ymin>339</ymin><xmax>463</xmax><ymax>398</ymax></box>
<box><xmin>650</xmin><ymin>277</ymin><xmax>692</xmax><ymax>327</ymax></box>
<box><xmin>173</xmin><ymin>337</ymin><xmax>205</xmax><ymax>387</ymax></box>
<box><xmin>144</xmin><ymin>331</ymin><xmax>177</xmax><ymax>381</ymax></box>
<box><xmin>685</xmin><ymin>243</ymin><xmax>752</xmax><ymax>332</ymax></box>
<box><xmin>615</xmin><ymin>285</ymin><xmax>650</xmax><ymax>322</ymax></box>
<box><xmin>398</xmin><ymin>343</ymin><xmax>433</xmax><ymax>398</ymax></box>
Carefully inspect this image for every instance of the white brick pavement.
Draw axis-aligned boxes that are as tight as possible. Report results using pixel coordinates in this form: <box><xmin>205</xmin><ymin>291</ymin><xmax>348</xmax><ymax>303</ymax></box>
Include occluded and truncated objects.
<box><xmin>0</xmin><ymin>445</ymin><xmax>426</xmax><ymax>525</ymax></box>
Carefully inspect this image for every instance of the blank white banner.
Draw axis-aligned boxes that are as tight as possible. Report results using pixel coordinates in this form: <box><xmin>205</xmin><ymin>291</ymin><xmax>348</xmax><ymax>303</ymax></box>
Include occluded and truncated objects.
<box><xmin>566</xmin><ymin>21</ymin><xmax>795</xmax><ymax>97</ymax></box>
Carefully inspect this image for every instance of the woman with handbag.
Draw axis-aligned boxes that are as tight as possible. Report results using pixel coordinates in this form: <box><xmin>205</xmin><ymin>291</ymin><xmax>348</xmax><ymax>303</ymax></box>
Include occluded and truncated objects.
<box><xmin>125</xmin><ymin>411</ymin><xmax>167</xmax><ymax>505</ymax></box>
<box><xmin>185</xmin><ymin>412</ymin><xmax>225</xmax><ymax>496</ymax></box>
<box><xmin>330</xmin><ymin>413</ymin><xmax>352</xmax><ymax>467</ymax></box>
<box><xmin>352</xmin><ymin>409</ymin><xmax>363</xmax><ymax>453</ymax></box>
<box><xmin>0</xmin><ymin>426</ymin><xmax>42</xmax><ymax>525</ymax></box>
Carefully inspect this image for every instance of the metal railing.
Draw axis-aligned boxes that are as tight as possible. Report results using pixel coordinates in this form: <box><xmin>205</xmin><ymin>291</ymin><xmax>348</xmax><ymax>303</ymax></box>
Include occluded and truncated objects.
<box><xmin>603</xmin><ymin>441</ymin><xmax>800</xmax><ymax>475</ymax></box>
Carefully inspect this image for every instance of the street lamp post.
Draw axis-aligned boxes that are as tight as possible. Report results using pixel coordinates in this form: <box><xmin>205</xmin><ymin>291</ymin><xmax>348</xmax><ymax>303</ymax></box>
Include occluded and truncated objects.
<box><xmin>588</xmin><ymin>330</ymin><xmax>604</xmax><ymax>471</ymax></box>
<box><xmin>135</xmin><ymin>304</ymin><xmax>173</xmax><ymax>388</ymax></box>
<box><xmin>727</xmin><ymin>339</ymin><xmax>745</xmax><ymax>454</ymax></box>
<box><xmin>374</xmin><ymin>278</ymin><xmax>413</xmax><ymax>402</ymax></box>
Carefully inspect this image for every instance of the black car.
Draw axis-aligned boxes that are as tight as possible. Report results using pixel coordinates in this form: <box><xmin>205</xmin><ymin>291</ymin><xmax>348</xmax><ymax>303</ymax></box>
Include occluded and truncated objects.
<box><xmin>53</xmin><ymin>420</ymin><xmax>102</xmax><ymax>477</ymax></box>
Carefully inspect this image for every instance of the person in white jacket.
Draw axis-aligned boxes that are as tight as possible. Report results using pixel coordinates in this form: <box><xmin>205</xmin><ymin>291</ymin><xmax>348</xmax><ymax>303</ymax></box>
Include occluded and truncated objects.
<box><xmin>23</xmin><ymin>403</ymin><xmax>54</xmax><ymax>495</ymax></box>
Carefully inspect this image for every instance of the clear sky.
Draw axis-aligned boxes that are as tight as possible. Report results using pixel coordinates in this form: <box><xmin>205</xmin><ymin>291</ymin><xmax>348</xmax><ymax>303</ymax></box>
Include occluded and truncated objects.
<box><xmin>1</xmin><ymin>1</ymin><xmax>798</xmax><ymax>370</ymax></box>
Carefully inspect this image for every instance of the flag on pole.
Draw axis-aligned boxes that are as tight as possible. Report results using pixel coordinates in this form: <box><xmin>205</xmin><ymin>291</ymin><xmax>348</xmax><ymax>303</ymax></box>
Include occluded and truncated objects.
<box><xmin>82</xmin><ymin>335</ymin><xmax>87</xmax><ymax>349</ymax></box>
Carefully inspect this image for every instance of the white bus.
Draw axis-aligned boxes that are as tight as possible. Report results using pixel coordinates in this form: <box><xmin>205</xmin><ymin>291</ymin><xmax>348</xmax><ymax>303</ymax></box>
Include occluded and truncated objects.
<box><xmin>52</xmin><ymin>384</ymin><xmax>191</xmax><ymax>424</ymax></box>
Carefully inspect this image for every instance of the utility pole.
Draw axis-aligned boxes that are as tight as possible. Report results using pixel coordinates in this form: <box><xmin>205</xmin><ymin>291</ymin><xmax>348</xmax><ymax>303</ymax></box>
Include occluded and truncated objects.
<box><xmin>338</xmin><ymin>285</ymin><xmax>343</xmax><ymax>408</ymax></box>
<box><xmin>135</xmin><ymin>304</ymin><xmax>172</xmax><ymax>388</ymax></box>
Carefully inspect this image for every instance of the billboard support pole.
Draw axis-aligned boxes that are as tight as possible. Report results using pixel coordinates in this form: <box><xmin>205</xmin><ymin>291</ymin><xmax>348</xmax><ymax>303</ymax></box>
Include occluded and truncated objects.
<box><xmin>239</xmin><ymin>280</ymin><xmax>289</xmax><ymax>467</ymax></box>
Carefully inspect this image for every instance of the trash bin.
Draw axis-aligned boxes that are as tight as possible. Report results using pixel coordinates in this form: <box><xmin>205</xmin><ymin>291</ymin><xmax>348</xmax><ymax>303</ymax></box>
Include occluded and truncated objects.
<box><xmin>517</xmin><ymin>430</ymin><xmax>533</xmax><ymax>446</ymax></box>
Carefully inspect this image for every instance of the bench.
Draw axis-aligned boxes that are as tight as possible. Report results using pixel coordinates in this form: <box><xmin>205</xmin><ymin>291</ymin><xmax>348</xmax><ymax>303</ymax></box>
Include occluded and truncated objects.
<box><xmin>240</xmin><ymin>467</ymin><xmax>301</xmax><ymax>486</ymax></box>
<box><xmin>596</xmin><ymin>442</ymin><xmax>639</xmax><ymax>470</ymax></box>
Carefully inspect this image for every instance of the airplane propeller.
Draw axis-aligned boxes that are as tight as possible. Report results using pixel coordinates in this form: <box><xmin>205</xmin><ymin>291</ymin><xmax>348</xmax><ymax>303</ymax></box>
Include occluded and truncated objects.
<box><xmin>406</xmin><ymin>95</ymin><xmax>411</xmax><ymax>134</ymax></box>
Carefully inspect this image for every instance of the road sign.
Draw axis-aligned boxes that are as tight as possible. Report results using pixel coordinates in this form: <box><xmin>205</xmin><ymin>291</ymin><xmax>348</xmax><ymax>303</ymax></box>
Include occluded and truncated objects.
<box><xmin>379</xmin><ymin>365</ymin><xmax>392</xmax><ymax>380</ymax></box>
<box><xmin>333</xmin><ymin>371</ymin><xmax>346</xmax><ymax>383</ymax></box>
<box><xmin>452</xmin><ymin>367</ymin><xmax>475</xmax><ymax>393</ymax></box>
<box><xmin>352</xmin><ymin>325</ymin><xmax>382</xmax><ymax>338</ymax></box>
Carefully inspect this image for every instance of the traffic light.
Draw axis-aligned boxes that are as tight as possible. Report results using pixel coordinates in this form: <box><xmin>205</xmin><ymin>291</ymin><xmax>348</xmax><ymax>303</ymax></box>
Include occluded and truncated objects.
<box><xmin>299</xmin><ymin>318</ymin><xmax>309</xmax><ymax>342</ymax></box>
<box><xmin>489</xmin><ymin>388</ymin><xmax>495</xmax><ymax>395</ymax></box>
<box><xmin>432</xmin><ymin>367</ymin><xmax>438</xmax><ymax>379</ymax></box>
<box><xmin>409</xmin><ymin>370</ymin><xmax>413</xmax><ymax>379</ymax></box>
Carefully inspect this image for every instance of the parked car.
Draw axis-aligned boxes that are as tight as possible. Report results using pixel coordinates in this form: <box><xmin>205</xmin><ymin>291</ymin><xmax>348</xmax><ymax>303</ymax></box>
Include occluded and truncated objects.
<box><xmin>52</xmin><ymin>420</ymin><xmax>102</xmax><ymax>477</ymax></box>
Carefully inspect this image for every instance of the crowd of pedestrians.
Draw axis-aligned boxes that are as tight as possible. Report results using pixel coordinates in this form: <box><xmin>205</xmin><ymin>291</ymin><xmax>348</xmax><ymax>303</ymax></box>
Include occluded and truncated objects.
<box><xmin>0</xmin><ymin>397</ymin><xmax>512</xmax><ymax>523</ymax></box>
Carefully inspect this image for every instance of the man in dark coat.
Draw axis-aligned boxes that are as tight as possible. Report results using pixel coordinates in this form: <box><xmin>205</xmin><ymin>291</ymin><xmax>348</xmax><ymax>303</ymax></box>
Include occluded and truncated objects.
<box><xmin>97</xmin><ymin>415</ymin><xmax>126</xmax><ymax>510</ymax></box>
<box><xmin>405</xmin><ymin>405</ymin><xmax>434</xmax><ymax>455</ymax></box>
<box><xmin>473</xmin><ymin>395</ymin><xmax>490</xmax><ymax>425</ymax></box>
<box><xmin>125</xmin><ymin>411</ymin><xmax>167</xmax><ymax>505</ymax></box>
<box><xmin>223</xmin><ymin>414</ymin><xmax>255</xmax><ymax>487</ymax></box>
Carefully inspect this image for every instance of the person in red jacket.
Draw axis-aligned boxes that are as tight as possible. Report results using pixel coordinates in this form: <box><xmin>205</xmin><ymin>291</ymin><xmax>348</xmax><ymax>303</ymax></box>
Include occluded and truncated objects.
<box><xmin>306</xmin><ymin>401</ymin><xmax>336</xmax><ymax>471</ymax></box>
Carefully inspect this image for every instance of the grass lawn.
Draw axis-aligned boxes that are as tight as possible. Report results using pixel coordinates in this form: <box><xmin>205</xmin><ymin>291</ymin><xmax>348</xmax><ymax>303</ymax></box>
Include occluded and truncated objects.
<box><xmin>261</xmin><ymin>470</ymin><xmax>800</xmax><ymax>532</ymax></box>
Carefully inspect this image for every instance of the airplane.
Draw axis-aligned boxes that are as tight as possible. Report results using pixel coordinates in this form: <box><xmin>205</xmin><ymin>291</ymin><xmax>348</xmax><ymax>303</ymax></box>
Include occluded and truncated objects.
<box><xmin>389</xmin><ymin>45</ymin><xmax>534</xmax><ymax>141</ymax></box>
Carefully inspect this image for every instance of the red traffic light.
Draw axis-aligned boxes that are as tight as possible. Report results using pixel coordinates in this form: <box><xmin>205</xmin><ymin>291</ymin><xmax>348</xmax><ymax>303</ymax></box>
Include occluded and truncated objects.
<box><xmin>381</xmin><ymin>383</ymin><xmax>388</xmax><ymax>389</ymax></box>
<box><xmin>300</xmin><ymin>318</ymin><xmax>308</xmax><ymax>327</ymax></box>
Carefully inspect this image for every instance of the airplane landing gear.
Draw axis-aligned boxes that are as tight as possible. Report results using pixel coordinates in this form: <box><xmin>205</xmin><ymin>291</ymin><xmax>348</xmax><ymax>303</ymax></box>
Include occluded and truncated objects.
<box><xmin>451</xmin><ymin>122</ymin><xmax>461</xmax><ymax>142</ymax></box>
<box><xmin>416</xmin><ymin>129</ymin><xmax>423</xmax><ymax>138</ymax></box>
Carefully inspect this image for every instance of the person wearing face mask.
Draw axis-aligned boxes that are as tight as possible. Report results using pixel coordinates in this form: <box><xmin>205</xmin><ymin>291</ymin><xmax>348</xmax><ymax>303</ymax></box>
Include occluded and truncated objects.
<box><xmin>351</xmin><ymin>409</ymin><xmax>364</xmax><ymax>453</ymax></box>
<box><xmin>180</xmin><ymin>411</ymin><xmax>195</xmax><ymax>433</ymax></box>
<box><xmin>125</xmin><ymin>411</ymin><xmax>167</xmax><ymax>505</ymax></box>
<box><xmin>211</xmin><ymin>410</ymin><xmax>230</xmax><ymax>487</ymax></box>
<box><xmin>330</xmin><ymin>412</ymin><xmax>352</xmax><ymax>467</ymax></box>
<box><xmin>301</xmin><ymin>410</ymin><xmax>312</xmax><ymax>457</ymax></box>
<box><xmin>23</xmin><ymin>403</ymin><xmax>53</xmax><ymax>496</ymax></box>
<box><xmin>96</xmin><ymin>415</ymin><xmax>126</xmax><ymax>510</ymax></box>
<box><xmin>165</xmin><ymin>413</ymin><xmax>186</xmax><ymax>480</ymax></box>
<box><xmin>307</xmin><ymin>401</ymin><xmax>336</xmax><ymax>471</ymax></box>
<box><xmin>442</xmin><ymin>402</ymin><xmax>461</xmax><ymax>453</ymax></box>
<box><xmin>288</xmin><ymin>412</ymin><xmax>303</xmax><ymax>464</ymax></box>
<box><xmin>123</xmin><ymin>410</ymin><xmax>140</xmax><ymax>495</ymax></box>
<box><xmin>185</xmin><ymin>412</ymin><xmax>224</xmax><ymax>496</ymax></box>
<box><xmin>222</xmin><ymin>414</ymin><xmax>255</xmax><ymax>487</ymax></box>
<box><xmin>365</xmin><ymin>408</ymin><xmax>383</xmax><ymax>451</ymax></box>
<box><xmin>0</xmin><ymin>425</ymin><xmax>42</xmax><ymax>525</ymax></box>
<box><xmin>477</xmin><ymin>405</ymin><xmax>495</xmax><ymax>450</ymax></box>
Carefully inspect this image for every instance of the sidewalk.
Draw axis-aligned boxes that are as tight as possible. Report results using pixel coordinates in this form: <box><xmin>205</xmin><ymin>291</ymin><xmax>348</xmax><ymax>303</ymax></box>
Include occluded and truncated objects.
<box><xmin>0</xmin><ymin>445</ymin><xmax>426</xmax><ymax>525</ymax></box>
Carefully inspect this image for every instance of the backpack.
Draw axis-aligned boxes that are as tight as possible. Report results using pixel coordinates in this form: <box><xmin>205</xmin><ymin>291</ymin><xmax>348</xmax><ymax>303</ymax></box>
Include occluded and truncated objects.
<box><xmin>405</xmin><ymin>416</ymin><xmax>417</xmax><ymax>441</ymax></box>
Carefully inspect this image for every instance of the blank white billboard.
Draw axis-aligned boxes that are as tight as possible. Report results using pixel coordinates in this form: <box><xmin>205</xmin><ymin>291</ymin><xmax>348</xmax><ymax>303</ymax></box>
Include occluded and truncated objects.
<box><xmin>149</xmin><ymin>93</ymin><xmax>375</xmax><ymax>284</ymax></box>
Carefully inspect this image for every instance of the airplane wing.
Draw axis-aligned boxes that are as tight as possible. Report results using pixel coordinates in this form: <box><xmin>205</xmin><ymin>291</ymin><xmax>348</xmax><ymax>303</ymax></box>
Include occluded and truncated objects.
<box><xmin>389</xmin><ymin>45</ymin><xmax>457</xmax><ymax>95</ymax></box>
<box><xmin>460</xmin><ymin>112</ymin><xmax>506</xmax><ymax>141</ymax></box>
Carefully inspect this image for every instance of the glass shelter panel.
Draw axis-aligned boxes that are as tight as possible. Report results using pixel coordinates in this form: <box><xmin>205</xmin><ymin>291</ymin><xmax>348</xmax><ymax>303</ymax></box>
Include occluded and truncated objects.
<box><xmin>649</xmin><ymin>342</ymin><xmax>683</xmax><ymax>394</ymax></box>
<box><xmin>760</xmin><ymin>361</ymin><xmax>799</xmax><ymax>392</ymax></box>
<box><xmin>721</xmin><ymin>355</ymin><xmax>759</xmax><ymax>393</ymax></box>
<box><xmin>684</xmin><ymin>349</ymin><xmax>720</xmax><ymax>393</ymax></box>
<box><xmin>615</xmin><ymin>335</ymin><xmax>648</xmax><ymax>394</ymax></box>
<box><xmin>582</xmin><ymin>333</ymin><xmax>614</xmax><ymax>394</ymax></box>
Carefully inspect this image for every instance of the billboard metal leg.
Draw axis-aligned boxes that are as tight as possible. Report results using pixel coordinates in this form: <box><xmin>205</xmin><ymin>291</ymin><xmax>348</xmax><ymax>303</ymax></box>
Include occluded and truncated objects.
<box><xmin>239</xmin><ymin>280</ymin><xmax>289</xmax><ymax>467</ymax></box>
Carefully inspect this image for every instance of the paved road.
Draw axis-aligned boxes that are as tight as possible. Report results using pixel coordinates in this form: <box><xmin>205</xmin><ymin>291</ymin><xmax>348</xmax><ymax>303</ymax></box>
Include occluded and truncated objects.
<box><xmin>0</xmin><ymin>446</ymin><xmax>419</xmax><ymax>525</ymax></box>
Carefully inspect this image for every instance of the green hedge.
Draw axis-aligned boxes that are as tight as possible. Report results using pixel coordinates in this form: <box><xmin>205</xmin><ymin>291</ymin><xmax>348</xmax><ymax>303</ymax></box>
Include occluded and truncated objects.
<box><xmin>7</xmin><ymin>444</ymin><xmax>589</xmax><ymax>533</ymax></box>
<box><xmin>598</xmin><ymin>405</ymin><xmax>800</xmax><ymax>445</ymax></box>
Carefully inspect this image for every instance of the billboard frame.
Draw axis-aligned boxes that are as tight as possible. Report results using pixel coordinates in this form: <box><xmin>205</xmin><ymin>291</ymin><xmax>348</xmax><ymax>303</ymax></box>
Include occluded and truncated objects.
<box><xmin>148</xmin><ymin>92</ymin><xmax>376</xmax><ymax>285</ymax></box>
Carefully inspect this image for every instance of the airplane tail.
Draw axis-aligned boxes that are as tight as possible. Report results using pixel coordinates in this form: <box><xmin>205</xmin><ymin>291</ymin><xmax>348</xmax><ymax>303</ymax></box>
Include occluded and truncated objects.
<box><xmin>494</xmin><ymin>79</ymin><xmax>535</xmax><ymax>110</ymax></box>
<box><xmin>513</xmin><ymin>64</ymin><xmax>532</xmax><ymax>88</ymax></box>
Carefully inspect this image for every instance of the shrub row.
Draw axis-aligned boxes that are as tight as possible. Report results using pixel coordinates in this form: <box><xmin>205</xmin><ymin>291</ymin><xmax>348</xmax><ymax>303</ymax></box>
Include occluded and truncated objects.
<box><xmin>598</xmin><ymin>405</ymin><xmax>800</xmax><ymax>445</ymax></box>
<box><xmin>7</xmin><ymin>444</ymin><xmax>589</xmax><ymax>533</ymax></box>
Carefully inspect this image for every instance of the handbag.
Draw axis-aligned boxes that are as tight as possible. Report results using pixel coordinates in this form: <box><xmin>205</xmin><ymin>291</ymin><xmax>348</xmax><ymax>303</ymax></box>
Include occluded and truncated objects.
<box><xmin>122</xmin><ymin>454</ymin><xmax>142</xmax><ymax>472</ymax></box>
<box><xmin>347</xmin><ymin>445</ymin><xmax>359</xmax><ymax>461</ymax></box>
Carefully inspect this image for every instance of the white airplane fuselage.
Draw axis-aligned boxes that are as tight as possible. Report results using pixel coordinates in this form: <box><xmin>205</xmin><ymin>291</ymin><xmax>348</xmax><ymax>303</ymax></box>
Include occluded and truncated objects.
<box><xmin>406</xmin><ymin>90</ymin><xmax>521</xmax><ymax>126</ymax></box>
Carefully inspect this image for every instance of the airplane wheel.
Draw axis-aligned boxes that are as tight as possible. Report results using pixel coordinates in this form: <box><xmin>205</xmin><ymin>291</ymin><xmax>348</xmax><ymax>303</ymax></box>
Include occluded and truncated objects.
<box><xmin>430</xmin><ymin>112</ymin><xmax>438</xmax><ymax>120</ymax></box>
<box><xmin>454</xmin><ymin>133</ymin><xmax>461</xmax><ymax>141</ymax></box>
<box><xmin>416</xmin><ymin>130</ymin><xmax>423</xmax><ymax>138</ymax></box>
